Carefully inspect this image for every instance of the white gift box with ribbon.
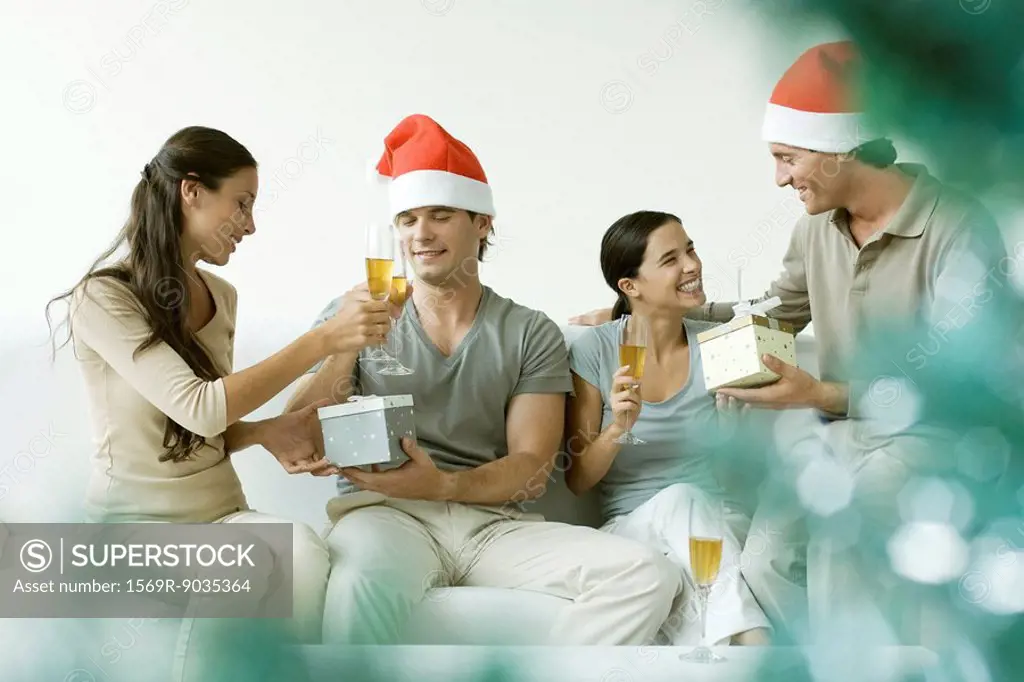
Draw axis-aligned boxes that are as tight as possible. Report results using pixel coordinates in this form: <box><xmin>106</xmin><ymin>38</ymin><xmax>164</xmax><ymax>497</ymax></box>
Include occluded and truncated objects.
<box><xmin>317</xmin><ymin>395</ymin><xmax>415</xmax><ymax>470</ymax></box>
<box><xmin>696</xmin><ymin>297</ymin><xmax>798</xmax><ymax>392</ymax></box>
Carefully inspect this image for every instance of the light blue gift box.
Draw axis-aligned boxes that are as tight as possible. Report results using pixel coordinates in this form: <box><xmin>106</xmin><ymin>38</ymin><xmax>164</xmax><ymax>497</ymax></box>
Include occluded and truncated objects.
<box><xmin>317</xmin><ymin>395</ymin><xmax>415</xmax><ymax>470</ymax></box>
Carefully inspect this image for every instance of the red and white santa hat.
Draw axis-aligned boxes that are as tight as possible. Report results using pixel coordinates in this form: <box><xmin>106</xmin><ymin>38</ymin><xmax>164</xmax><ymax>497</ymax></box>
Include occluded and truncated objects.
<box><xmin>369</xmin><ymin>114</ymin><xmax>495</xmax><ymax>219</ymax></box>
<box><xmin>762</xmin><ymin>40</ymin><xmax>876</xmax><ymax>153</ymax></box>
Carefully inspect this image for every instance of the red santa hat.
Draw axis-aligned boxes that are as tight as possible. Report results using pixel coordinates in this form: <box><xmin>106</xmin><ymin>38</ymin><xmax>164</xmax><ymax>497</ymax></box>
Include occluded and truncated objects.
<box><xmin>369</xmin><ymin>114</ymin><xmax>495</xmax><ymax>219</ymax></box>
<box><xmin>762</xmin><ymin>40</ymin><xmax>876</xmax><ymax>153</ymax></box>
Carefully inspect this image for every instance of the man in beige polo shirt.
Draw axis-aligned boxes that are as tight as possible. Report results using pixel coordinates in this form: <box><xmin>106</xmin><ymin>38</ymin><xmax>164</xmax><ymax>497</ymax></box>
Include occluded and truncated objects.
<box><xmin>572</xmin><ymin>41</ymin><xmax>1012</xmax><ymax>641</ymax></box>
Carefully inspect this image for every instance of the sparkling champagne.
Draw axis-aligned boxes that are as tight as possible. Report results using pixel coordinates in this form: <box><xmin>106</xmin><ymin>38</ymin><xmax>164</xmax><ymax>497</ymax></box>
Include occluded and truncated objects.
<box><xmin>390</xmin><ymin>276</ymin><xmax>408</xmax><ymax>307</ymax></box>
<box><xmin>366</xmin><ymin>258</ymin><xmax>394</xmax><ymax>300</ymax></box>
<box><xmin>619</xmin><ymin>344</ymin><xmax>647</xmax><ymax>381</ymax></box>
<box><xmin>689</xmin><ymin>537</ymin><xmax>723</xmax><ymax>586</ymax></box>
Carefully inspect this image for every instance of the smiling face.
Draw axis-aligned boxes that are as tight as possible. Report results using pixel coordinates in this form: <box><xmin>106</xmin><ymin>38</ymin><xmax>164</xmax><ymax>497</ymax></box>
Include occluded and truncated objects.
<box><xmin>394</xmin><ymin>206</ymin><xmax>491</xmax><ymax>286</ymax></box>
<box><xmin>770</xmin><ymin>143</ymin><xmax>852</xmax><ymax>215</ymax></box>
<box><xmin>621</xmin><ymin>220</ymin><xmax>705</xmax><ymax>313</ymax></box>
<box><xmin>180</xmin><ymin>166</ymin><xmax>258</xmax><ymax>266</ymax></box>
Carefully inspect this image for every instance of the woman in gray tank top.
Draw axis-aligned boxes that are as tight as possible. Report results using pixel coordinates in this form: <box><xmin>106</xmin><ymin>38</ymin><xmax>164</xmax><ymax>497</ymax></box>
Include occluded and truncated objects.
<box><xmin>565</xmin><ymin>210</ymin><xmax>770</xmax><ymax>647</ymax></box>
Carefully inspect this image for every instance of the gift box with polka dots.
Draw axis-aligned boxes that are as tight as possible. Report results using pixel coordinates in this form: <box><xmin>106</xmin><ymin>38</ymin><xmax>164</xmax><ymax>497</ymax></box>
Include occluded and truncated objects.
<box><xmin>697</xmin><ymin>315</ymin><xmax>797</xmax><ymax>392</ymax></box>
<box><xmin>318</xmin><ymin>395</ymin><xmax>415</xmax><ymax>470</ymax></box>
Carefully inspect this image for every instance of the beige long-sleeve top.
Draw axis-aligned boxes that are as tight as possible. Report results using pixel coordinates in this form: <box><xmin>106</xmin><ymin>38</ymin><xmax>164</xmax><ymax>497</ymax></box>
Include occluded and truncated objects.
<box><xmin>70</xmin><ymin>269</ymin><xmax>248</xmax><ymax>523</ymax></box>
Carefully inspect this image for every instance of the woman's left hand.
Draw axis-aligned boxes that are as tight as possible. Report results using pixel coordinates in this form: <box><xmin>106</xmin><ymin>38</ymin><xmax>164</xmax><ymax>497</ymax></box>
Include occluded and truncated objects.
<box><xmin>259</xmin><ymin>400</ymin><xmax>340</xmax><ymax>476</ymax></box>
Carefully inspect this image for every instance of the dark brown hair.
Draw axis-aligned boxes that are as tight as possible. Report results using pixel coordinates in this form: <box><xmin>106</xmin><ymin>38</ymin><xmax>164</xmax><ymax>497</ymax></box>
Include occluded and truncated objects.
<box><xmin>600</xmin><ymin>210</ymin><xmax>681</xmax><ymax>320</ymax></box>
<box><xmin>46</xmin><ymin>126</ymin><xmax>257</xmax><ymax>463</ymax></box>
<box><xmin>466</xmin><ymin>210</ymin><xmax>495</xmax><ymax>260</ymax></box>
<box><xmin>851</xmin><ymin>138</ymin><xmax>898</xmax><ymax>168</ymax></box>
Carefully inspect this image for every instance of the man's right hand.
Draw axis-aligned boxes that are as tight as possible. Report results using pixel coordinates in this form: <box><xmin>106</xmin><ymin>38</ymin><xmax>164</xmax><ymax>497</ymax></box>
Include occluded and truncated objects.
<box><xmin>569</xmin><ymin>307</ymin><xmax>613</xmax><ymax>326</ymax></box>
<box><xmin>317</xmin><ymin>284</ymin><xmax>392</xmax><ymax>355</ymax></box>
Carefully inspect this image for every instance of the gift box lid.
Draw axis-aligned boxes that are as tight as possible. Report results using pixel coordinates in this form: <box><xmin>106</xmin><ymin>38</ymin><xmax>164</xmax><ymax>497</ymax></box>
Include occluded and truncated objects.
<box><xmin>317</xmin><ymin>394</ymin><xmax>414</xmax><ymax>419</ymax></box>
<box><xmin>696</xmin><ymin>314</ymin><xmax>795</xmax><ymax>344</ymax></box>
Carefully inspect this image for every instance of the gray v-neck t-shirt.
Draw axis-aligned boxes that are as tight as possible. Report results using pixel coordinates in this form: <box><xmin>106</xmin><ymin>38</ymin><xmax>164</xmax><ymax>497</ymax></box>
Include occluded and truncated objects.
<box><xmin>307</xmin><ymin>286</ymin><xmax>573</xmax><ymax>496</ymax></box>
<box><xmin>568</xmin><ymin>317</ymin><xmax>727</xmax><ymax>521</ymax></box>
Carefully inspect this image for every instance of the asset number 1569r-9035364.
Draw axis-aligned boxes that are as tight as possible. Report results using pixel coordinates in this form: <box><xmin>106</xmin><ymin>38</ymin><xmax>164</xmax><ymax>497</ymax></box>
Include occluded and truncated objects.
<box><xmin>126</xmin><ymin>578</ymin><xmax>252</xmax><ymax>593</ymax></box>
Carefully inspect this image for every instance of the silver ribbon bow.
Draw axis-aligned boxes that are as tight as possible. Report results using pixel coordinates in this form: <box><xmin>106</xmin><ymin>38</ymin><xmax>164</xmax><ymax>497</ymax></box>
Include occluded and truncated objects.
<box><xmin>732</xmin><ymin>295</ymin><xmax>782</xmax><ymax>318</ymax></box>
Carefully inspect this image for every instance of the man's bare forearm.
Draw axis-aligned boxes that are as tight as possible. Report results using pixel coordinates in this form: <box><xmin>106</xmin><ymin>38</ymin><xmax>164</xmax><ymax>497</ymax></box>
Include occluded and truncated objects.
<box><xmin>285</xmin><ymin>351</ymin><xmax>360</xmax><ymax>413</ymax></box>
<box><xmin>686</xmin><ymin>301</ymin><xmax>739</xmax><ymax>323</ymax></box>
<box><xmin>440</xmin><ymin>451</ymin><xmax>556</xmax><ymax>505</ymax></box>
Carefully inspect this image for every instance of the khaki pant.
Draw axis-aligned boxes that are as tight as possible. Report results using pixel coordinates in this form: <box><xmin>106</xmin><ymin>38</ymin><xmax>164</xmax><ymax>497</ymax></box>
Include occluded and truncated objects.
<box><xmin>740</xmin><ymin>414</ymin><xmax>941</xmax><ymax>645</ymax></box>
<box><xmin>321</xmin><ymin>494</ymin><xmax>680</xmax><ymax>645</ymax></box>
<box><xmin>806</xmin><ymin>420</ymin><xmax>936</xmax><ymax>644</ymax></box>
<box><xmin>740</xmin><ymin>482</ymin><xmax>810</xmax><ymax>641</ymax></box>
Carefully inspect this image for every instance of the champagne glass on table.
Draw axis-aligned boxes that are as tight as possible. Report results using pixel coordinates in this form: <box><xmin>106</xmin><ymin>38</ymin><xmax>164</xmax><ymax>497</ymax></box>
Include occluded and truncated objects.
<box><xmin>365</xmin><ymin>223</ymin><xmax>395</xmax><ymax>363</ymax></box>
<box><xmin>681</xmin><ymin>496</ymin><xmax>726</xmax><ymax>664</ymax></box>
<box><xmin>614</xmin><ymin>314</ymin><xmax>648</xmax><ymax>444</ymax></box>
<box><xmin>377</xmin><ymin>232</ymin><xmax>414</xmax><ymax>376</ymax></box>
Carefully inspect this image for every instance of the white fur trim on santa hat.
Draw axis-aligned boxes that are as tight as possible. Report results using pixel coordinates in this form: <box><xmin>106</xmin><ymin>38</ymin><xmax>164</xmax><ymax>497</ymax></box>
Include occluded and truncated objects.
<box><xmin>762</xmin><ymin>103</ymin><xmax>873</xmax><ymax>153</ymax></box>
<box><xmin>388</xmin><ymin>169</ymin><xmax>495</xmax><ymax>217</ymax></box>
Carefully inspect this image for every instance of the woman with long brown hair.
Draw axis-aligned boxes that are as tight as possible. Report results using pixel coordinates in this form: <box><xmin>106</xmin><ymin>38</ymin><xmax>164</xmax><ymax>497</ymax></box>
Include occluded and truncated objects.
<box><xmin>46</xmin><ymin>125</ymin><xmax>392</xmax><ymax>645</ymax></box>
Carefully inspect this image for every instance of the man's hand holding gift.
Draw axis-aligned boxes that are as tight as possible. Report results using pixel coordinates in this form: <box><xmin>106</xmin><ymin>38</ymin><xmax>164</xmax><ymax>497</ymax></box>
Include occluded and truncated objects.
<box><xmin>716</xmin><ymin>353</ymin><xmax>849</xmax><ymax>416</ymax></box>
<box><xmin>341</xmin><ymin>437</ymin><xmax>455</xmax><ymax>501</ymax></box>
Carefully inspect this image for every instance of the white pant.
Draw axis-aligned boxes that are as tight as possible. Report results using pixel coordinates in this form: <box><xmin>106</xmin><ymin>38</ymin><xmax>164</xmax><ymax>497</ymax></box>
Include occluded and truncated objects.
<box><xmin>321</xmin><ymin>495</ymin><xmax>680</xmax><ymax>645</ymax></box>
<box><xmin>602</xmin><ymin>483</ymin><xmax>771</xmax><ymax>645</ymax></box>
<box><xmin>172</xmin><ymin>510</ymin><xmax>330</xmax><ymax>682</ymax></box>
<box><xmin>214</xmin><ymin>510</ymin><xmax>330</xmax><ymax>642</ymax></box>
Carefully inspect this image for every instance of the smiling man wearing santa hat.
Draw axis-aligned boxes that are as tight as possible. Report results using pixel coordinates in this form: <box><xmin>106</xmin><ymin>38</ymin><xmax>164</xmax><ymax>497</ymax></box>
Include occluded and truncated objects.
<box><xmin>705</xmin><ymin>41</ymin><xmax>1008</xmax><ymax>644</ymax></box>
<box><xmin>571</xmin><ymin>40</ymin><xmax>1010</xmax><ymax>642</ymax></box>
<box><xmin>287</xmin><ymin>113</ymin><xmax>682</xmax><ymax>645</ymax></box>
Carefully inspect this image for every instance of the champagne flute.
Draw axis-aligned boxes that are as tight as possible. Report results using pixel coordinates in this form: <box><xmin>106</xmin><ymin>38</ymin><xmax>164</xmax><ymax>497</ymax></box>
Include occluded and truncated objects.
<box><xmin>614</xmin><ymin>314</ymin><xmax>648</xmax><ymax>445</ymax></box>
<box><xmin>680</xmin><ymin>495</ymin><xmax>726</xmax><ymax>664</ymax></box>
<box><xmin>365</xmin><ymin>223</ymin><xmax>395</xmax><ymax>362</ymax></box>
<box><xmin>377</xmin><ymin>233</ymin><xmax>414</xmax><ymax>376</ymax></box>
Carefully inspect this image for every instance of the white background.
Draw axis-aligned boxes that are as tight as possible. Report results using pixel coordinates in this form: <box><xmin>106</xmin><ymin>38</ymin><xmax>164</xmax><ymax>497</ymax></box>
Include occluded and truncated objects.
<box><xmin>0</xmin><ymin>0</ymin><xmax>1001</xmax><ymax>530</ymax></box>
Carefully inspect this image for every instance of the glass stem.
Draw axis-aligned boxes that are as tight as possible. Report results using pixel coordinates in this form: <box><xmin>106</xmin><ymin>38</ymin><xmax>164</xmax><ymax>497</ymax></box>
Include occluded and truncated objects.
<box><xmin>699</xmin><ymin>585</ymin><xmax>708</xmax><ymax>646</ymax></box>
<box><xmin>388</xmin><ymin>318</ymin><xmax>397</xmax><ymax>363</ymax></box>
<box><xmin>625</xmin><ymin>386</ymin><xmax>635</xmax><ymax>438</ymax></box>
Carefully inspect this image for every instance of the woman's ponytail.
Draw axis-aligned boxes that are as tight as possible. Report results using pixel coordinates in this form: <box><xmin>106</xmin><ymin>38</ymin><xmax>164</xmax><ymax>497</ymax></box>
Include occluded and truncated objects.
<box><xmin>611</xmin><ymin>294</ymin><xmax>630</xmax><ymax>320</ymax></box>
